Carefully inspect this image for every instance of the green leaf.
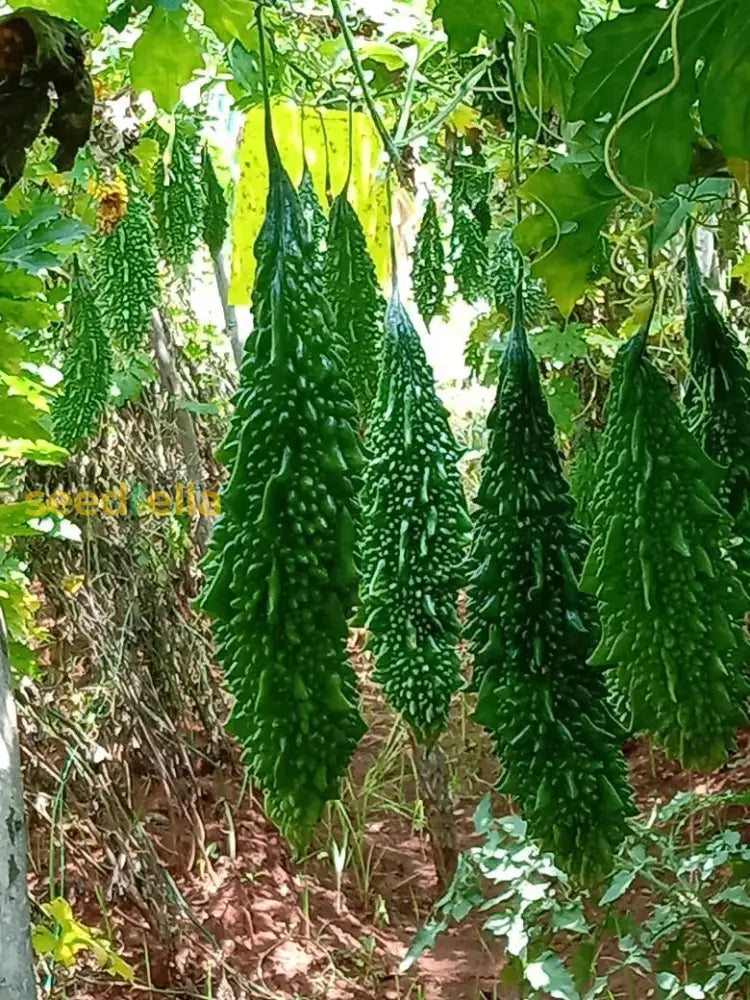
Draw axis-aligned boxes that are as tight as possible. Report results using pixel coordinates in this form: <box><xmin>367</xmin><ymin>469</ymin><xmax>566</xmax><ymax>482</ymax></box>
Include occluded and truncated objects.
<box><xmin>130</xmin><ymin>8</ymin><xmax>204</xmax><ymax>110</ymax></box>
<box><xmin>525</xmin><ymin>954</ymin><xmax>580</xmax><ymax>1000</ymax></box>
<box><xmin>613</xmin><ymin>65</ymin><xmax>697</xmax><ymax>197</ymax></box>
<box><xmin>543</xmin><ymin>374</ymin><xmax>581</xmax><ymax>435</ymax></box>
<box><xmin>399</xmin><ymin>919</ymin><xmax>446</xmax><ymax>972</ymax></box>
<box><xmin>599</xmin><ymin>869</ymin><xmax>636</xmax><ymax>905</ymax></box>
<box><xmin>510</xmin><ymin>0</ymin><xmax>581</xmax><ymax>46</ymax></box>
<box><xmin>710</xmin><ymin>885</ymin><xmax>750</xmax><ymax>908</ymax></box>
<box><xmin>570</xmin><ymin>7</ymin><xmax>668</xmax><ymax>121</ymax></box>
<box><xmin>515</xmin><ymin>166</ymin><xmax>619</xmax><ymax>315</ymax></box>
<box><xmin>175</xmin><ymin>398</ymin><xmax>220</xmax><ymax>415</ymax></box>
<box><xmin>531</xmin><ymin>323</ymin><xmax>588</xmax><ymax>364</ymax></box>
<box><xmin>197</xmin><ymin>0</ymin><xmax>256</xmax><ymax>48</ymax></box>
<box><xmin>433</xmin><ymin>0</ymin><xmax>506</xmax><ymax>52</ymax></box>
<box><xmin>474</xmin><ymin>794</ymin><xmax>493</xmax><ymax>833</ymax></box>
<box><xmin>701</xmin><ymin>24</ymin><xmax>750</xmax><ymax>159</ymax></box>
<box><xmin>9</xmin><ymin>0</ymin><xmax>108</xmax><ymax>28</ymax></box>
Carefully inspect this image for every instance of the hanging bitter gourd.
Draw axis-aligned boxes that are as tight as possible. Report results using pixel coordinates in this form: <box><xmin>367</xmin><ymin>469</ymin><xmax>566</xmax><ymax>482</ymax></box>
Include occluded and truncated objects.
<box><xmin>298</xmin><ymin>161</ymin><xmax>327</xmax><ymax>258</ymax></box>
<box><xmin>450</xmin><ymin>166</ymin><xmax>490</xmax><ymax>304</ymax></box>
<box><xmin>466</xmin><ymin>288</ymin><xmax>633</xmax><ymax>882</ymax></box>
<box><xmin>94</xmin><ymin>167</ymin><xmax>159</xmax><ymax>352</ymax></box>
<box><xmin>52</xmin><ymin>262</ymin><xmax>112</xmax><ymax>452</ymax></box>
<box><xmin>489</xmin><ymin>229</ymin><xmax>547</xmax><ymax>326</ymax></box>
<box><xmin>154</xmin><ymin>115</ymin><xmax>204</xmax><ymax>270</ymax></box>
<box><xmin>580</xmin><ymin>329</ymin><xmax>750</xmax><ymax>770</ymax></box>
<box><xmin>201</xmin><ymin>144</ymin><xmax>229</xmax><ymax>259</ymax></box>
<box><xmin>197</xmin><ymin>102</ymin><xmax>366</xmax><ymax>851</ymax></box>
<box><xmin>412</xmin><ymin>196</ymin><xmax>446</xmax><ymax>328</ymax></box>
<box><xmin>684</xmin><ymin>240</ymin><xmax>750</xmax><ymax>585</ymax></box>
<box><xmin>358</xmin><ymin>296</ymin><xmax>471</xmax><ymax>745</ymax></box>
<box><xmin>325</xmin><ymin>181</ymin><xmax>384</xmax><ymax>422</ymax></box>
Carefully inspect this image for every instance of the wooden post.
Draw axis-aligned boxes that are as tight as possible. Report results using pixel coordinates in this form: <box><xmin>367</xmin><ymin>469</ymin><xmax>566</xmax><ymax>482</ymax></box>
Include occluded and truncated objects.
<box><xmin>0</xmin><ymin>608</ymin><xmax>37</xmax><ymax>999</ymax></box>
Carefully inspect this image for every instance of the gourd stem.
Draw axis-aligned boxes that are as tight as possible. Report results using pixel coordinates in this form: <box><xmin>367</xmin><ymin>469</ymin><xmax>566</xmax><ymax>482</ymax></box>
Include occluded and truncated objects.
<box><xmin>330</xmin><ymin>0</ymin><xmax>400</xmax><ymax>166</ymax></box>
<box><xmin>344</xmin><ymin>99</ymin><xmax>354</xmax><ymax>193</ymax></box>
<box><xmin>256</xmin><ymin>4</ymin><xmax>280</xmax><ymax>172</ymax></box>
<box><xmin>503</xmin><ymin>40</ymin><xmax>526</xmax><ymax>345</ymax></box>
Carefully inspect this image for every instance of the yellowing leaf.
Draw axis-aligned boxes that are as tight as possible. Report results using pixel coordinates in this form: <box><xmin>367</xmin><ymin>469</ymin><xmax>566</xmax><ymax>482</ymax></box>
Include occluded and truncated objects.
<box><xmin>447</xmin><ymin>103</ymin><xmax>481</xmax><ymax>135</ymax></box>
<box><xmin>198</xmin><ymin>0</ymin><xmax>256</xmax><ymax>47</ymax></box>
<box><xmin>132</xmin><ymin>137</ymin><xmax>161</xmax><ymax>195</ymax></box>
<box><xmin>732</xmin><ymin>253</ymin><xmax>750</xmax><ymax>286</ymax></box>
<box><xmin>728</xmin><ymin>158</ymin><xmax>750</xmax><ymax>194</ymax></box>
<box><xmin>130</xmin><ymin>8</ymin><xmax>204</xmax><ymax>111</ymax></box>
<box><xmin>62</xmin><ymin>574</ymin><xmax>85</xmax><ymax>595</ymax></box>
<box><xmin>230</xmin><ymin>103</ymin><xmax>390</xmax><ymax>304</ymax></box>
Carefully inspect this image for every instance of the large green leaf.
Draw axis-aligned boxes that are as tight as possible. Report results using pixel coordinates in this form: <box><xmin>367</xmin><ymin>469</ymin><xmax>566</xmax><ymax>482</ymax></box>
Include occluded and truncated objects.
<box><xmin>515</xmin><ymin>166</ymin><xmax>619</xmax><ymax>315</ymax></box>
<box><xmin>198</xmin><ymin>0</ymin><xmax>256</xmax><ymax>48</ymax></box>
<box><xmin>0</xmin><ymin>201</ymin><xmax>87</xmax><ymax>274</ymax></box>
<box><xmin>8</xmin><ymin>0</ymin><xmax>107</xmax><ymax>29</ymax></box>
<box><xmin>130</xmin><ymin>8</ymin><xmax>204</xmax><ymax>110</ymax></box>
<box><xmin>701</xmin><ymin>21</ymin><xmax>750</xmax><ymax>159</ymax></box>
<box><xmin>614</xmin><ymin>65</ymin><xmax>697</xmax><ymax>197</ymax></box>
<box><xmin>510</xmin><ymin>0</ymin><xmax>581</xmax><ymax>46</ymax></box>
<box><xmin>433</xmin><ymin>0</ymin><xmax>506</xmax><ymax>52</ymax></box>
<box><xmin>570</xmin><ymin>7</ymin><xmax>667</xmax><ymax>121</ymax></box>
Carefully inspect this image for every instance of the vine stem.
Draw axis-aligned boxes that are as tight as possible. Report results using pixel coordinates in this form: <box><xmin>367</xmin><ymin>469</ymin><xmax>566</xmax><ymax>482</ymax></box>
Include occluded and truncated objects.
<box><xmin>603</xmin><ymin>0</ymin><xmax>686</xmax><ymax>209</ymax></box>
<box><xmin>403</xmin><ymin>58</ymin><xmax>493</xmax><ymax>146</ymax></box>
<box><xmin>330</xmin><ymin>0</ymin><xmax>400</xmax><ymax>164</ymax></box>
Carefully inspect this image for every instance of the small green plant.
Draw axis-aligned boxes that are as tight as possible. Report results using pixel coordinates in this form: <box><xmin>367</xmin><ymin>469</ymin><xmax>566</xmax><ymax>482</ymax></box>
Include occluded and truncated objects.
<box><xmin>403</xmin><ymin>792</ymin><xmax>750</xmax><ymax>999</ymax></box>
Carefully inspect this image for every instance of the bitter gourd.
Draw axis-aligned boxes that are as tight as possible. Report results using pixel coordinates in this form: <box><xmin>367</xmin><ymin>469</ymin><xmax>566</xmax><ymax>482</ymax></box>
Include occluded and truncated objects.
<box><xmin>197</xmin><ymin>103</ymin><xmax>366</xmax><ymax>851</ymax></box>
<box><xmin>358</xmin><ymin>296</ymin><xmax>471</xmax><ymax>745</ymax></box>
<box><xmin>450</xmin><ymin>167</ymin><xmax>490</xmax><ymax>304</ymax></box>
<box><xmin>490</xmin><ymin>229</ymin><xmax>547</xmax><ymax>325</ymax></box>
<box><xmin>412</xmin><ymin>196</ymin><xmax>446</xmax><ymax>328</ymax></box>
<box><xmin>154</xmin><ymin>115</ymin><xmax>204</xmax><ymax>270</ymax></box>
<box><xmin>684</xmin><ymin>240</ymin><xmax>750</xmax><ymax>586</ymax></box>
<box><xmin>201</xmin><ymin>144</ymin><xmax>229</xmax><ymax>259</ymax></box>
<box><xmin>466</xmin><ymin>288</ymin><xmax>633</xmax><ymax>882</ymax></box>
<box><xmin>298</xmin><ymin>161</ymin><xmax>327</xmax><ymax>258</ymax></box>
<box><xmin>94</xmin><ymin>167</ymin><xmax>159</xmax><ymax>352</ymax></box>
<box><xmin>52</xmin><ymin>262</ymin><xmax>112</xmax><ymax>451</ymax></box>
<box><xmin>580</xmin><ymin>329</ymin><xmax>750</xmax><ymax>770</ymax></box>
<box><xmin>325</xmin><ymin>181</ymin><xmax>384</xmax><ymax>423</ymax></box>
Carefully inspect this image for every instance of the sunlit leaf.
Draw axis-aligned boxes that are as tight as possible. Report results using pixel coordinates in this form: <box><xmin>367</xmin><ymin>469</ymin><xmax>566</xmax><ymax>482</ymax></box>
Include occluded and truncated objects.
<box><xmin>130</xmin><ymin>8</ymin><xmax>204</xmax><ymax>110</ymax></box>
<box><xmin>198</xmin><ymin>0</ymin><xmax>256</xmax><ymax>48</ymax></box>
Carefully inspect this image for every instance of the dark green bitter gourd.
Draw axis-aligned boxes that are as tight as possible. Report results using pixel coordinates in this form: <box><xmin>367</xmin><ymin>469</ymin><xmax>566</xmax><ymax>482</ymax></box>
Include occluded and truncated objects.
<box><xmin>580</xmin><ymin>329</ymin><xmax>750</xmax><ymax>770</ymax></box>
<box><xmin>154</xmin><ymin>116</ymin><xmax>204</xmax><ymax>270</ymax></box>
<box><xmin>684</xmin><ymin>240</ymin><xmax>750</xmax><ymax>586</ymax></box>
<box><xmin>201</xmin><ymin>144</ymin><xmax>229</xmax><ymax>258</ymax></box>
<box><xmin>94</xmin><ymin>168</ymin><xmax>159</xmax><ymax>352</ymax></box>
<box><xmin>298</xmin><ymin>161</ymin><xmax>327</xmax><ymax>258</ymax></box>
<box><xmin>325</xmin><ymin>182</ymin><xmax>384</xmax><ymax>423</ymax></box>
<box><xmin>53</xmin><ymin>262</ymin><xmax>112</xmax><ymax>451</ymax></box>
<box><xmin>450</xmin><ymin>167</ymin><xmax>490</xmax><ymax>304</ymax></box>
<box><xmin>466</xmin><ymin>288</ymin><xmax>634</xmax><ymax>882</ymax></box>
<box><xmin>412</xmin><ymin>196</ymin><xmax>446</xmax><ymax>328</ymax></box>
<box><xmin>358</xmin><ymin>296</ymin><xmax>471</xmax><ymax>746</ymax></box>
<box><xmin>197</xmin><ymin>103</ymin><xmax>367</xmax><ymax>851</ymax></box>
<box><xmin>490</xmin><ymin>229</ymin><xmax>547</xmax><ymax>325</ymax></box>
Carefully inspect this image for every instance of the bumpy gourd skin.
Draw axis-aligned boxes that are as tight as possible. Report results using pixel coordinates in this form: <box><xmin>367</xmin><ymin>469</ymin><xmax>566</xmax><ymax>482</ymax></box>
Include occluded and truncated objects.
<box><xmin>325</xmin><ymin>185</ymin><xmax>383</xmax><ymax>423</ymax></box>
<box><xmin>412</xmin><ymin>196</ymin><xmax>446</xmax><ymax>328</ymax></box>
<box><xmin>450</xmin><ymin>168</ymin><xmax>489</xmax><ymax>304</ymax></box>
<box><xmin>53</xmin><ymin>263</ymin><xmax>112</xmax><ymax>451</ymax></box>
<box><xmin>490</xmin><ymin>229</ymin><xmax>546</xmax><ymax>325</ymax></box>
<box><xmin>201</xmin><ymin>145</ymin><xmax>228</xmax><ymax>258</ymax></box>
<box><xmin>95</xmin><ymin>171</ymin><xmax>159</xmax><ymax>352</ymax></box>
<box><xmin>298</xmin><ymin>162</ymin><xmax>327</xmax><ymax>258</ymax></box>
<box><xmin>154</xmin><ymin>119</ymin><xmax>204</xmax><ymax>270</ymax></box>
<box><xmin>466</xmin><ymin>299</ymin><xmax>634</xmax><ymax>883</ymax></box>
<box><xmin>198</xmin><ymin>120</ymin><xmax>367</xmax><ymax>851</ymax></box>
<box><xmin>580</xmin><ymin>329</ymin><xmax>750</xmax><ymax>771</ymax></box>
<box><xmin>359</xmin><ymin>298</ymin><xmax>471</xmax><ymax>746</ymax></box>
<box><xmin>685</xmin><ymin>242</ymin><xmax>750</xmax><ymax>586</ymax></box>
